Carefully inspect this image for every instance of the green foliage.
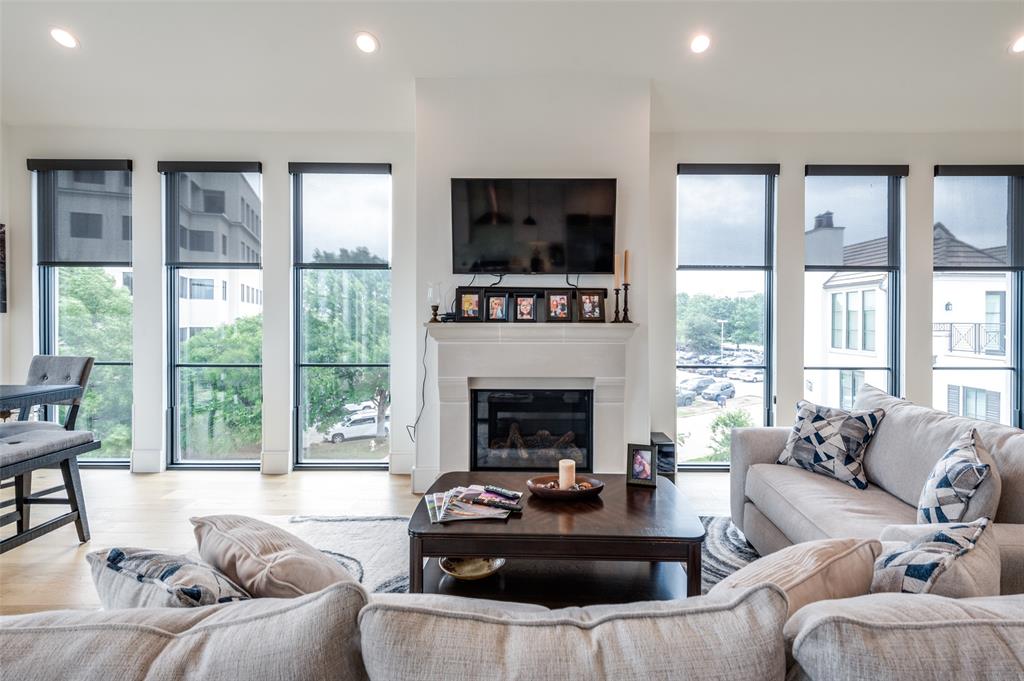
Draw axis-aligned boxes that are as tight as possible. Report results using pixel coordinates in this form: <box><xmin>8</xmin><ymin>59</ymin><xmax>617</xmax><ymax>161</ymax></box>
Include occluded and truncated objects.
<box><xmin>707</xmin><ymin>409</ymin><xmax>755</xmax><ymax>462</ymax></box>
<box><xmin>676</xmin><ymin>291</ymin><xmax>764</xmax><ymax>354</ymax></box>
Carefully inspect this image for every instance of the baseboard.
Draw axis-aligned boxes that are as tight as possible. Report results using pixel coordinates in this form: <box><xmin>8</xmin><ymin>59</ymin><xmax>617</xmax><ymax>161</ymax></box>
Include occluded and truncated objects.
<box><xmin>130</xmin><ymin>448</ymin><xmax>165</xmax><ymax>473</ymax></box>
<box><xmin>261</xmin><ymin>449</ymin><xmax>292</xmax><ymax>475</ymax></box>
<box><xmin>388</xmin><ymin>451</ymin><xmax>414</xmax><ymax>475</ymax></box>
<box><xmin>411</xmin><ymin>466</ymin><xmax>440</xmax><ymax>493</ymax></box>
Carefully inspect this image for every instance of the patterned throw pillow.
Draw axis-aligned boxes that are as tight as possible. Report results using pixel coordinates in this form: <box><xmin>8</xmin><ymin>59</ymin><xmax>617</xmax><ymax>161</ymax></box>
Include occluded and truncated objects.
<box><xmin>917</xmin><ymin>429</ymin><xmax>990</xmax><ymax>523</ymax></box>
<box><xmin>777</xmin><ymin>401</ymin><xmax>885</xmax><ymax>490</ymax></box>
<box><xmin>870</xmin><ymin>518</ymin><xmax>996</xmax><ymax>597</ymax></box>
<box><xmin>87</xmin><ymin>547</ymin><xmax>250</xmax><ymax>609</ymax></box>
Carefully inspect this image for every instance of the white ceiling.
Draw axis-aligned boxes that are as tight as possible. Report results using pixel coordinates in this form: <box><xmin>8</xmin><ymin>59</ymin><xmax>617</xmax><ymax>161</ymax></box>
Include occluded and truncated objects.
<box><xmin>2</xmin><ymin>1</ymin><xmax>1022</xmax><ymax>133</ymax></box>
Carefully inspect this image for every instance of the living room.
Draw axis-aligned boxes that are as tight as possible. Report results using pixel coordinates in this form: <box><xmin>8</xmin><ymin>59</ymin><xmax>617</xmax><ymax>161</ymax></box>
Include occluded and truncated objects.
<box><xmin>0</xmin><ymin>1</ymin><xmax>1022</xmax><ymax>679</ymax></box>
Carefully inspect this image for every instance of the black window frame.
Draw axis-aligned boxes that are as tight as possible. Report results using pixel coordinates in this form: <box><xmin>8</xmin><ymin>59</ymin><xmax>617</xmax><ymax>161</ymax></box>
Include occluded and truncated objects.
<box><xmin>290</xmin><ymin>162</ymin><xmax>393</xmax><ymax>470</ymax></box>
<box><xmin>29</xmin><ymin>158</ymin><xmax>134</xmax><ymax>468</ymax></box>
<box><xmin>675</xmin><ymin>163</ymin><xmax>778</xmax><ymax>472</ymax></box>
<box><xmin>161</xmin><ymin>161</ymin><xmax>264</xmax><ymax>468</ymax></box>
<box><xmin>803</xmin><ymin>165</ymin><xmax>905</xmax><ymax>401</ymax></box>
<box><xmin>932</xmin><ymin>165</ymin><xmax>1024</xmax><ymax>429</ymax></box>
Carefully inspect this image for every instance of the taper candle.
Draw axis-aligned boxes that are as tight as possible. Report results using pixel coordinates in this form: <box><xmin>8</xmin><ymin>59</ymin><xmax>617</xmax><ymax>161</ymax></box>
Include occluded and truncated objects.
<box><xmin>623</xmin><ymin>249</ymin><xmax>630</xmax><ymax>284</ymax></box>
<box><xmin>614</xmin><ymin>254</ymin><xmax>621</xmax><ymax>289</ymax></box>
<box><xmin>558</xmin><ymin>459</ymin><xmax>576</xmax><ymax>490</ymax></box>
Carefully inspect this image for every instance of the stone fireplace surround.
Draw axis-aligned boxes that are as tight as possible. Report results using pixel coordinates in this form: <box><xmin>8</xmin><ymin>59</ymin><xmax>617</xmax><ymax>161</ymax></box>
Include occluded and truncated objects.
<box><xmin>412</xmin><ymin>322</ymin><xmax>638</xmax><ymax>493</ymax></box>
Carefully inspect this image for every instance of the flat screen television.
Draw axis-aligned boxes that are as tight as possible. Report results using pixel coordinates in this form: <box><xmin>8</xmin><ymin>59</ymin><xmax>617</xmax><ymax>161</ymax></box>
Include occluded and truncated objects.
<box><xmin>451</xmin><ymin>178</ymin><xmax>616</xmax><ymax>274</ymax></box>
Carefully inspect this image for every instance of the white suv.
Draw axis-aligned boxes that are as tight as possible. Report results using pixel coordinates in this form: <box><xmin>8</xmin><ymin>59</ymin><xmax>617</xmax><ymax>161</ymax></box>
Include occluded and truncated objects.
<box><xmin>324</xmin><ymin>411</ymin><xmax>390</xmax><ymax>443</ymax></box>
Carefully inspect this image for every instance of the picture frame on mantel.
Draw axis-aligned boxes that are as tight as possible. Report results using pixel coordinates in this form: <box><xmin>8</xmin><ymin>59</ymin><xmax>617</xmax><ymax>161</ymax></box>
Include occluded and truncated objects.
<box><xmin>513</xmin><ymin>293</ymin><xmax>537</xmax><ymax>323</ymax></box>
<box><xmin>544</xmin><ymin>289</ymin><xmax>573</xmax><ymax>322</ymax></box>
<box><xmin>455</xmin><ymin>287</ymin><xmax>484</xmax><ymax>322</ymax></box>
<box><xmin>485</xmin><ymin>291</ymin><xmax>509</xmax><ymax>322</ymax></box>
<box><xmin>576</xmin><ymin>289</ymin><xmax>606</xmax><ymax>323</ymax></box>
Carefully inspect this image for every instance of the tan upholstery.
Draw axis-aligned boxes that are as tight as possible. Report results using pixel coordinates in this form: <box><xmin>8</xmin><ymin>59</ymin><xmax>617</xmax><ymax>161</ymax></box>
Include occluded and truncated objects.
<box><xmin>730</xmin><ymin>427</ymin><xmax>791</xmax><ymax>531</ymax></box>
<box><xmin>742</xmin><ymin>503</ymin><xmax>794</xmax><ymax>556</ymax></box>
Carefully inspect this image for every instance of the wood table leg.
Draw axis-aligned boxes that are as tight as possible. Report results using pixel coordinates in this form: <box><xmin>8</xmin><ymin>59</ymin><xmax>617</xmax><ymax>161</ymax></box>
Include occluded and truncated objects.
<box><xmin>409</xmin><ymin>535</ymin><xmax>424</xmax><ymax>593</ymax></box>
<box><xmin>686</xmin><ymin>543</ymin><xmax>702</xmax><ymax>597</ymax></box>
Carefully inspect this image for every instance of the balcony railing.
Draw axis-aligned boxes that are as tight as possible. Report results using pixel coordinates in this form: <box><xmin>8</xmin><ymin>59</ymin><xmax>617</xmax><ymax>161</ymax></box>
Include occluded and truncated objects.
<box><xmin>933</xmin><ymin>322</ymin><xmax>1006</xmax><ymax>356</ymax></box>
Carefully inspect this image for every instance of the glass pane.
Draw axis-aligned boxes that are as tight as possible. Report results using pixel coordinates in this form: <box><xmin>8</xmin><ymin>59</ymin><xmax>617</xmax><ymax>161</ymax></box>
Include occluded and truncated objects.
<box><xmin>299</xmin><ymin>269</ymin><xmax>390</xmax><ymax>364</ymax></box>
<box><xmin>932</xmin><ymin>369</ymin><xmax>1014</xmax><ymax>425</ymax></box>
<box><xmin>805</xmin><ymin>176</ymin><xmax>889</xmax><ymax>266</ymax></box>
<box><xmin>933</xmin><ymin>272</ymin><xmax>1013</xmax><ymax>366</ymax></box>
<box><xmin>60</xmin><ymin>364</ymin><xmax>133</xmax><ymax>459</ymax></box>
<box><xmin>43</xmin><ymin>170</ymin><xmax>132</xmax><ymax>264</ymax></box>
<box><xmin>933</xmin><ymin>176</ymin><xmax>1010</xmax><ymax>267</ymax></box>
<box><xmin>803</xmin><ymin>369</ymin><xmax>890</xmax><ymax>410</ymax></box>
<box><xmin>676</xmin><ymin>368</ymin><xmax>764</xmax><ymax>464</ymax></box>
<box><xmin>56</xmin><ymin>267</ymin><xmax>132</xmax><ymax>362</ymax></box>
<box><xmin>299</xmin><ymin>173</ymin><xmax>391</xmax><ymax>264</ymax></box>
<box><xmin>804</xmin><ymin>271</ymin><xmax>889</xmax><ymax>367</ymax></box>
<box><xmin>675</xmin><ymin>270</ymin><xmax>766</xmax><ymax>366</ymax></box>
<box><xmin>676</xmin><ymin>174</ymin><xmax>767</xmax><ymax>266</ymax></box>
<box><xmin>299</xmin><ymin>366</ymin><xmax>390</xmax><ymax>463</ymax></box>
<box><xmin>176</xmin><ymin>268</ymin><xmax>262</xmax><ymax>364</ymax></box>
<box><xmin>176</xmin><ymin>367</ymin><xmax>262</xmax><ymax>462</ymax></box>
<box><xmin>169</xmin><ymin>172</ymin><xmax>262</xmax><ymax>264</ymax></box>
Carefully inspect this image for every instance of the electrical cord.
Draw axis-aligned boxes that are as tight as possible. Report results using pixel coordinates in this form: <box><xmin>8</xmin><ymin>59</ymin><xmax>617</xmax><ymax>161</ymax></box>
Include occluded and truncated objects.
<box><xmin>406</xmin><ymin>326</ymin><xmax>430</xmax><ymax>444</ymax></box>
<box><xmin>565</xmin><ymin>273</ymin><xmax>581</xmax><ymax>289</ymax></box>
<box><xmin>487</xmin><ymin>274</ymin><xmax>505</xmax><ymax>287</ymax></box>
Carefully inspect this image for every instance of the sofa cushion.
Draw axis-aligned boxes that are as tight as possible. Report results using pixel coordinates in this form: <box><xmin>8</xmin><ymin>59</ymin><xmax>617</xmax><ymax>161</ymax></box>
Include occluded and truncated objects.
<box><xmin>784</xmin><ymin>592</ymin><xmax>1024</xmax><ymax>681</ymax></box>
<box><xmin>992</xmin><ymin>524</ymin><xmax>1024</xmax><ymax>595</ymax></box>
<box><xmin>778</xmin><ymin>401</ymin><xmax>885</xmax><ymax>490</ymax></box>
<box><xmin>710</xmin><ymin>538</ymin><xmax>881</xmax><ymax>619</ymax></box>
<box><xmin>917</xmin><ymin>429</ymin><xmax>996</xmax><ymax>523</ymax></box>
<box><xmin>855</xmin><ymin>384</ymin><xmax>1024</xmax><ymax>522</ymax></box>
<box><xmin>87</xmin><ymin>547</ymin><xmax>250</xmax><ymax>609</ymax></box>
<box><xmin>0</xmin><ymin>580</ymin><xmax>369</xmax><ymax>681</ymax></box>
<box><xmin>359</xmin><ymin>585</ymin><xmax>789</xmax><ymax>681</ymax></box>
<box><xmin>191</xmin><ymin>514</ymin><xmax>356</xmax><ymax>598</ymax></box>
<box><xmin>746</xmin><ymin>463</ymin><xmax>916</xmax><ymax>544</ymax></box>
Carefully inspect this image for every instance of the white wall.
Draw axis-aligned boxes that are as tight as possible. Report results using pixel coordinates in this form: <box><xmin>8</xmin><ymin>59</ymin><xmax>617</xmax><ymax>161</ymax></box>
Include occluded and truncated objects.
<box><xmin>2</xmin><ymin>126</ymin><xmax>415</xmax><ymax>473</ymax></box>
<box><xmin>412</xmin><ymin>77</ymin><xmax>652</xmax><ymax>491</ymax></box>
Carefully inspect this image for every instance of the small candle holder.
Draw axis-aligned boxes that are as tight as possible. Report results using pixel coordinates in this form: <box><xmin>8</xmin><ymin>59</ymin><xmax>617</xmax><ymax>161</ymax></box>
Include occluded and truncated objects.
<box><xmin>612</xmin><ymin>288</ymin><xmax>622</xmax><ymax>323</ymax></box>
<box><xmin>621</xmin><ymin>283</ymin><xmax>631</xmax><ymax>323</ymax></box>
<box><xmin>429</xmin><ymin>304</ymin><xmax>441</xmax><ymax>323</ymax></box>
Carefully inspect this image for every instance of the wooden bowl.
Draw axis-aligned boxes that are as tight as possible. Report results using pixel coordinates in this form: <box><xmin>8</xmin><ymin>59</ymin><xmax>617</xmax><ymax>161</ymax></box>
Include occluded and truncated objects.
<box><xmin>526</xmin><ymin>475</ymin><xmax>605</xmax><ymax>500</ymax></box>
<box><xmin>438</xmin><ymin>557</ymin><xmax>506</xmax><ymax>580</ymax></box>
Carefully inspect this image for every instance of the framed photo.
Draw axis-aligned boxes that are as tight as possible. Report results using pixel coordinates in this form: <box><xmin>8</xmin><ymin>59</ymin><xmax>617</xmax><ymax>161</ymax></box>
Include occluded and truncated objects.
<box><xmin>512</xmin><ymin>293</ymin><xmax>537</xmax><ymax>323</ymax></box>
<box><xmin>576</xmin><ymin>289</ymin><xmax>606</xmax><ymax>323</ymax></box>
<box><xmin>544</xmin><ymin>289</ymin><xmax>573</xmax><ymax>322</ymax></box>
<box><xmin>485</xmin><ymin>292</ymin><xmax>510</xmax><ymax>322</ymax></box>
<box><xmin>626</xmin><ymin>443</ymin><xmax>657</xmax><ymax>487</ymax></box>
<box><xmin>455</xmin><ymin>287</ymin><xmax>484</xmax><ymax>322</ymax></box>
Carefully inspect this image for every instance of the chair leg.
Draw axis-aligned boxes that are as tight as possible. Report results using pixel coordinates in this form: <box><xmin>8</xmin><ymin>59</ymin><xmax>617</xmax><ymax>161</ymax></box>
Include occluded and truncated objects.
<box><xmin>59</xmin><ymin>458</ymin><xmax>90</xmax><ymax>543</ymax></box>
<box><xmin>14</xmin><ymin>471</ymin><xmax>32</xmax><ymax>533</ymax></box>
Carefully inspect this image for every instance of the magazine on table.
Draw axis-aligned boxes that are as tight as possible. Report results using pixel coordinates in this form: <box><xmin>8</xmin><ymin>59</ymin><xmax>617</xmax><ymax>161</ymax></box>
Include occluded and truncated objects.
<box><xmin>429</xmin><ymin>485</ymin><xmax>521</xmax><ymax>523</ymax></box>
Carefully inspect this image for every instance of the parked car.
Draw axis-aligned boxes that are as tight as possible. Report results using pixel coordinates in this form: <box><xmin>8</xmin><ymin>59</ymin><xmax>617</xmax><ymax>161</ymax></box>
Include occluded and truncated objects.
<box><xmin>701</xmin><ymin>382</ymin><xmax>736</xmax><ymax>401</ymax></box>
<box><xmin>679</xmin><ymin>377</ymin><xmax>715</xmax><ymax>393</ymax></box>
<box><xmin>324</xmin><ymin>411</ymin><xmax>390</xmax><ymax>443</ymax></box>
<box><xmin>727</xmin><ymin>368</ymin><xmax>761</xmax><ymax>383</ymax></box>
<box><xmin>676</xmin><ymin>389</ymin><xmax>697</xmax><ymax>407</ymax></box>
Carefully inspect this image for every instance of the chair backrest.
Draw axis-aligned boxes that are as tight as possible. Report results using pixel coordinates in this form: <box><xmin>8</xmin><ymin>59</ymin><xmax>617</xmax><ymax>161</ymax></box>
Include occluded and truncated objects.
<box><xmin>24</xmin><ymin>356</ymin><xmax>94</xmax><ymax>430</ymax></box>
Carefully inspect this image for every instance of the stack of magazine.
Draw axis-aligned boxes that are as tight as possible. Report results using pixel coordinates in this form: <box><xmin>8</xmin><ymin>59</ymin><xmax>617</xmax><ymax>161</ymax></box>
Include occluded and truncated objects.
<box><xmin>426</xmin><ymin>485</ymin><xmax>520</xmax><ymax>523</ymax></box>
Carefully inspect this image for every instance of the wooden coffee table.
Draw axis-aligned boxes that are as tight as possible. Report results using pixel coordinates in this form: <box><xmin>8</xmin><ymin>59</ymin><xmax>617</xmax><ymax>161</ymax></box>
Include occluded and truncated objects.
<box><xmin>408</xmin><ymin>471</ymin><xmax>706</xmax><ymax>607</ymax></box>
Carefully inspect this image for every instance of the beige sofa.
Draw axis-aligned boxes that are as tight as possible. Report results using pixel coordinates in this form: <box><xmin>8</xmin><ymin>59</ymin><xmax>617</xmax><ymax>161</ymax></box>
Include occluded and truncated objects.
<box><xmin>732</xmin><ymin>384</ymin><xmax>1024</xmax><ymax>595</ymax></box>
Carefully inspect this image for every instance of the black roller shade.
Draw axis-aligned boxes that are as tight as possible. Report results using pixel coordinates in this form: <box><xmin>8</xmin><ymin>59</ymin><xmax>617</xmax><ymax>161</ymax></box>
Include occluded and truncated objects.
<box><xmin>28</xmin><ymin>159</ymin><xmax>132</xmax><ymax>172</ymax></box>
<box><xmin>288</xmin><ymin>162</ymin><xmax>391</xmax><ymax>175</ymax></box>
<box><xmin>158</xmin><ymin>161</ymin><xmax>262</xmax><ymax>173</ymax></box>
<box><xmin>677</xmin><ymin>163</ymin><xmax>780</xmax><ymax>175</ymax></box>
<box><xmin>806</xmin><ymin>165</ymin><xmax>909</xmax><ymax>177</ymax></box>
<box><xmin>934</xmin><ymin>165</ymin><xmax>1024</xmax><ymax>177</ymax></box>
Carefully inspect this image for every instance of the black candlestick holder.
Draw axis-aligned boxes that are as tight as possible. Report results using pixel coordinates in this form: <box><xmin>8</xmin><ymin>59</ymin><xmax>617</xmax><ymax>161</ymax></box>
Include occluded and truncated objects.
<box><xmin>612</xmin><ymin>288</ymin><xmax>621</xmax><ymax>323</ymax></box>
<box><xmin>621</xmin><ymin>283</ymin><xmax>631</xmax><ymax>323</ymax></box>
<box><xmin>429</xmin><ymin>304</ymin><xmax>440</xmax><ymax>323</ymax></box>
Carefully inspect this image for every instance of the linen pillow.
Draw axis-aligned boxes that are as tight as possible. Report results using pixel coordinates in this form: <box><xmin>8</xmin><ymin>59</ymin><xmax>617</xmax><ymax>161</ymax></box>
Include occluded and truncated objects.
<box><xmin>777</xmin><ymin>401</ymin><xmax>885</xmax><ymax>490</ymax></box>
<box><xmin>710</xmin><ymin>538</ymin><xmax>881</xmax><ymax>619</ymax></box>
<box><xmin>917</xmin><ymin>428</ymin><xmax>996</xmax><ymax>523</ymax></box>
<box><xmin>86</xmin><ymin>547</ymin><xmax>250</xmax><ymax>609</ymax></box>
<box><xmin>871</xmin><ymin>517</ymin><xmax>1000</xmax><ymax>598</ymax></box>
<box><xmin>191</xmin><ymin>514</ymin><xmax>355</xmax><ymax>598</ymax></box>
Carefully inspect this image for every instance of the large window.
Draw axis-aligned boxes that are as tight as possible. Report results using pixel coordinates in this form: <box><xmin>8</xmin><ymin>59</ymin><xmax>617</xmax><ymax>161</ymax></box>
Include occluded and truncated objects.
<box><xmin>803</xmin><ymin>166</ymin><xmax>905</xmax><ymax>408</ymax></box>
<box><xmin>30</xmin><ymin>159</ymin><xmax>134</xmax><ymax>461</ymax></box>
<box><xmin>675</xmin><ymin>164</ymin><xmax>777</xmax><ymax>466</ymax></box>
<box><xmin>291</xmin><ymin>163</ymin><xmax>392</xmax><ymax>466</ymax></box>
<box><xmin>162</xmin><ymin>162</ymin><xmax>263</xmax><ymax>464</ymax></box>
<box><xmin>932</xmin><ymin>166</ymin><xmax>1023</xmax><ymax>426</ymax></box>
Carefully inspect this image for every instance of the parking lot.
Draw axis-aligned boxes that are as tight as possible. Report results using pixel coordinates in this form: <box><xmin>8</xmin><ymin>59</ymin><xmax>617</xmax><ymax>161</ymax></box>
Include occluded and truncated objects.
<box><xmin>675</xmin><ymin>365</ymin><xmax>765</xmax><ymax>464</ymax></box>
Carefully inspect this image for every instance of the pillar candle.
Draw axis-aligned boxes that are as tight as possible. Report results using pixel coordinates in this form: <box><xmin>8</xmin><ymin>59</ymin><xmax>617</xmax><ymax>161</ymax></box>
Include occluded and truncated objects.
<box><xmin>623</xmin><ymin>249</ymin><xmax>630</xmax><ymax>285</ymax></box>
<box><xmin>558</xmin><ymin>459</ymin><xmax>575</xmax><ymax>490</ymax></box>
<box><xmin>614</xmin><ymin>254</ymin><xmax>621</xmax><ymax>289</ymax></box>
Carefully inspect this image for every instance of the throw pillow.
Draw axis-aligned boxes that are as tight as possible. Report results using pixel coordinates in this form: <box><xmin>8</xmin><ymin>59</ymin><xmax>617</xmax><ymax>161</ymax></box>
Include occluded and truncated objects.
<box><xmin>191</xmin><ymin>514</ymin><xmax>356</xmax><ymax>598</ymax></box>
<box><xmin>917</xmin><ymin>428</ymin><xmax>995</xmax><ymax>523</ymax></box>
<box><xmin>710</xmin><ymin>538</ymin><xmax>882</xmax><ymax>619</ymax></box>
<box><xmin>86</xmin><ymin>547</ymin><xmax>250</xmax><ymax>609</ymax></box>
<box><xmin>871</xmin><ymin>517</ymin><xmax>1000</xmax><ymax>598</ymax></box>
<box><xmin>777</xmin><ymin>401</ymin><xmax>885</xmax><ymax>490</ymax></box>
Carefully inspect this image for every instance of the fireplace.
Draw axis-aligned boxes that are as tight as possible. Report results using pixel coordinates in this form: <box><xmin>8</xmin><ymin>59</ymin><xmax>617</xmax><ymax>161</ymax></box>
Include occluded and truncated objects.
<box><xmin>471</xmin><ymin>389</ymin><xmax>593</xmax><ymax>471</ymax></box>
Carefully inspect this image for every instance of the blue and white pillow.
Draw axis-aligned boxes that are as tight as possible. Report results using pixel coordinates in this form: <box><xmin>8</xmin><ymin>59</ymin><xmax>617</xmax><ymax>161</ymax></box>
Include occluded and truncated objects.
<box><xmin>917</xmin><ymin>429</ymin><xmax>990</xmax><ymax>523</ymax></box>
<box><xmin>777</xmin><ymin>401</ymin><xmax>885</xmax><ymax>490</ymax></box>
<box><xmin>87</xmin><ymin>547</ymin><xmax>250</xmax><ymax>609</ymax></box>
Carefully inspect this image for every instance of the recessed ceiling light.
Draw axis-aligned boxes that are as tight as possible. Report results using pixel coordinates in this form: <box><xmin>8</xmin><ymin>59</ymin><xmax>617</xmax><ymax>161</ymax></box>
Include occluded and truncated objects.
<box><xmin>690</xmin><ymin>34</ymin><xmax>711</xmax><ymax>54</ymax></box>
<box><xmin>50</xmin><ymin>27</ymin><xmax>79</xmax><ymax>49</ymax></box>
<box><xmin>355</xmin><ymin>31</ymin><xmax>379</xmax><ymax>54</ymax></box>
<box><xmin>1011</xmin><ymin>35</ymin><xmax>1024</xmax><ymax>54</ymax></box>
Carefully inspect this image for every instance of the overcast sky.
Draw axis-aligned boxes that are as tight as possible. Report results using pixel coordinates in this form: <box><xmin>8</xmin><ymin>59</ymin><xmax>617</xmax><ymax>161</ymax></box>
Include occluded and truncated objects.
<box><xmin>300</xmin><ymin>174</ymin><xmax>391</xmax><ymax>262</ymax></box>
<box><xmin>933</xmin><ymin>176</ymin><xmax>1008</xmax><ymax>249</ymax></box>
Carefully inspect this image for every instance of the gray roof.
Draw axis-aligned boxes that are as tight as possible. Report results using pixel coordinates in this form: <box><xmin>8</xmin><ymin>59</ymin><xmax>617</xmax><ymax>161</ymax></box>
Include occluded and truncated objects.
<box><xmin>834</xmin><ymin>223</ymin><xmax>1007</xmax><ymax>268</ymax></box>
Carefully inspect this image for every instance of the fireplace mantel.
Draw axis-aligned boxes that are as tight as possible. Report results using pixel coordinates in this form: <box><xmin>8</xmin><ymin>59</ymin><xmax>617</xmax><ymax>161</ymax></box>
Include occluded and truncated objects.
<box><xmin>413</xmin><ymin>322</ymin><xmax>640</xmax><ymax>492</ymax></box>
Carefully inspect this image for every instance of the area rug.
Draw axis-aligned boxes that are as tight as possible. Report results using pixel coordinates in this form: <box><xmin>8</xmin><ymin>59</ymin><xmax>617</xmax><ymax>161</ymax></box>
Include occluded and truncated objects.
<box><xmin>284</xmin><ymin>514</ymin><xmax>760</xmax><ymax>597</ymax></box>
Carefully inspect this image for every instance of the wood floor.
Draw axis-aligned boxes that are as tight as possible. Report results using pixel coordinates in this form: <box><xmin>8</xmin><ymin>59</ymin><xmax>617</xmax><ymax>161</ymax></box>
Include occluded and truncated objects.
<box><xmin>0</xmin><ymin>469</ymin><xmax>729</xmax><ymax>615</ymax></box>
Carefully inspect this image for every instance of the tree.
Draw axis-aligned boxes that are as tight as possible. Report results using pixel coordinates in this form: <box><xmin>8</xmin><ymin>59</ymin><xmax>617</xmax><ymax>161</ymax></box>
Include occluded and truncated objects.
<box><xmin>706</xmin><ymin>409</ymin><xmax>754</xmax><ymax>462</ymax></box>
